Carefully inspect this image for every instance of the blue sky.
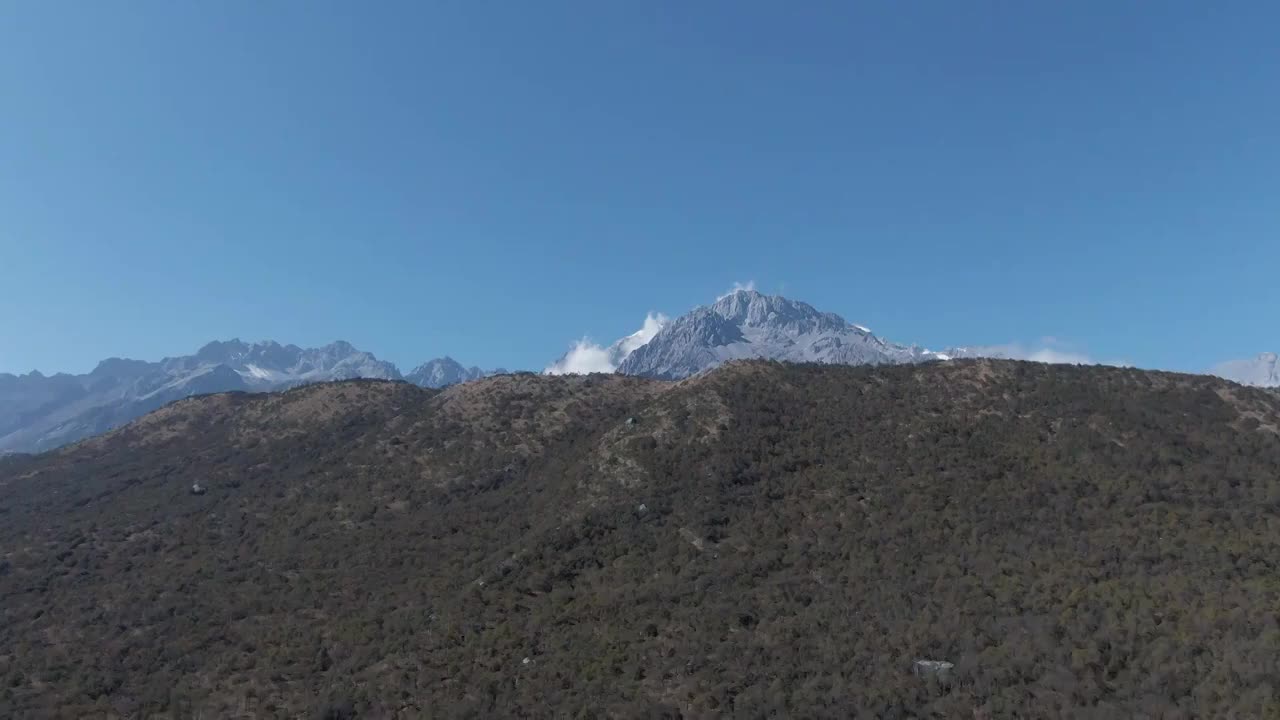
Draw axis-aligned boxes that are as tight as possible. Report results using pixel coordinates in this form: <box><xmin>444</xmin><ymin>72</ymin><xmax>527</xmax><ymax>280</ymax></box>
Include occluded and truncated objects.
<box><xmin>1</xmin><ymin>1</ymin><xmax>1276</xmax><ymax>375</ymax></box>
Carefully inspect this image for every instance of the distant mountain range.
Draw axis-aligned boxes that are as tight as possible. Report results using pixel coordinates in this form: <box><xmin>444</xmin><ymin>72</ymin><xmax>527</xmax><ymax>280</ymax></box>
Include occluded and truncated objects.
<box><xmin>0</xmin><ymin>340</ymin><xmax>498</xmax><ymax>454</ymax></box>
<box><xmin>3</xmin><ymin>289</ymin><xmax>1273</xmax><ymax>453</ymax></box>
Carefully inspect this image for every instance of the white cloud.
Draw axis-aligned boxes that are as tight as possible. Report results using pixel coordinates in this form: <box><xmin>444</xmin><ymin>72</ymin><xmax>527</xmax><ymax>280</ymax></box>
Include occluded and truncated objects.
<box><xmin>717</xmin><ymin>280</ymin><xmax>756</xmax><ymax>299</ymax></box>
<box><xmin>615</xmin><ymin>312</ymin><xmax>669</xmax><ymax>357</ymax></box>
<box><xmin>544</xmin><ymin>339</ymin><xmax>617</xmax><ymax>375</ymax></box>
<box><xmin>1026</xmin><ymin>348</ymin><xmax>1094</xmax><ymax>365</ymax></box>
<box><xmin>544</xmin><ymin>312</ymin><xmax>669</xmax><ymax>375</ymax></box>
<box><xmin>1210</xmin><ymin>353</ymin><xmax>1278</xmax><ymax>386</ymax></box>
<box><xmin>957</xmin><ymin>340</ymin><xmax>1129</xmax><ymax>367</ymax></box>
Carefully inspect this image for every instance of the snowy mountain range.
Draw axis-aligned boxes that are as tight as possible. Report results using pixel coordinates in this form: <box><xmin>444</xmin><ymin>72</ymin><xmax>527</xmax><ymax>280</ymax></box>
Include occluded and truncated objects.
<box><xmin>0</xmin><ymin>340</ymin><xmax>496</xmax><ymax>454</ymax></box>
<box><xmin>175</xmin><ymin>339</ymin><xmax>401</xmax><ymax>388</ymax></box>
<box><xmin>4</xmin><ymin>289</ymin><xmax>1273</xmax><ymax>454</ymax></box>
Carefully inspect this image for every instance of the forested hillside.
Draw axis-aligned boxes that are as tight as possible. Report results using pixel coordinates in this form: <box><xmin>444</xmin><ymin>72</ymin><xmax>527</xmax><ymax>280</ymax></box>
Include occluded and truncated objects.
<box><xmin>3</xmin><ymin>361</ymin><xmax>1280</xmax><ymax>718</ymax></box>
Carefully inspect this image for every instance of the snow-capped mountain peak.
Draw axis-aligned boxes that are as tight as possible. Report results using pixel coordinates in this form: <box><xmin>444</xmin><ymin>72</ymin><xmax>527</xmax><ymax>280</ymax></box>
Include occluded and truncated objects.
<box><xmin>615</xmin><ymin>290</ymin><xmax>942</xmax><ymax>380</ymax></box>
<box><xmin>709</xmin><ymin>289</ymin><xmax>847</xmax><ymax>335</ymax></box>
<box><xmin>405</xmin><ymin>357</ymin><xmax>503</xmax><ymax>389</ymax></box>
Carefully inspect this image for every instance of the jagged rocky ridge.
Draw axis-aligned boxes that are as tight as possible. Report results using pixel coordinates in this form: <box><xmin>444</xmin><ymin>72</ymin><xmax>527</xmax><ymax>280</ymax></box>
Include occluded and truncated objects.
<box><xmin>405</xmin><ymin>357</ymin><xmax>505</xmax><ymax>389</ymax></box>
<box><xmin>0</xmin><ymin>340</ymin><xmax>495</xmax><ymax>454</ymax></box>
<box><xmin>615</xmin><ymin>290</ymin><xmax>947</xmax><ymax>379</ymax></box>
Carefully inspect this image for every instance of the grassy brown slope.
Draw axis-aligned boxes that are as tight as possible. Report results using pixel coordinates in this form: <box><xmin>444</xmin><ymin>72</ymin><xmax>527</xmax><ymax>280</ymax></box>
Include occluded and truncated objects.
<box><xmin>2</xmin><ymin>362</ymin><xmax>1280</xmax><ymax>718</ymax></box>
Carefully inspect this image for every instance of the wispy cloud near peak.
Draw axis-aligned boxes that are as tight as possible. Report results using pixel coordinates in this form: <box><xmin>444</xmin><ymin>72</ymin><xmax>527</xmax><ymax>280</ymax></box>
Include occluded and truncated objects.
<box><xmin>717</xmin><ymin>280</ymin><xmax>756</xmax><ymax>299</ymax></box>
<box><xmin>544</xmin><ymin>312</ymin><xmax>669</xmax><ymax>375</ymax></box>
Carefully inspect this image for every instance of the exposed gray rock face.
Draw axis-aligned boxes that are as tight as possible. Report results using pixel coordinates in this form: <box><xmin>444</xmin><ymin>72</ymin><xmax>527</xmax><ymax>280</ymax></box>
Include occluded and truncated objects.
<box><xmin>1212</xmin><ymin>353</ymin><xmax>1280</xmax><ymax>387</ymax></box>
<box><xmin>174</xmin><ymin>339</ymin><xmax>401</xmax><ymax>388</ymax></box>
<box><xmin>404</xmin><ymin>357</ymin><xmax>503</xmax><ymax>389</ymax></box>
<box><xmin>0</xmin><ymin>339</ymin><xmax>401</xmax><ymax>454</ymax></box>
<box><xmin>616</xmin><ymin>290</ymin><xmax>945</xmax><ymax>380</ymax></box>
<box><xmin>913</xmin><ymin>660</ymin><xmax>955</xmax><ymax>680</ymax></box>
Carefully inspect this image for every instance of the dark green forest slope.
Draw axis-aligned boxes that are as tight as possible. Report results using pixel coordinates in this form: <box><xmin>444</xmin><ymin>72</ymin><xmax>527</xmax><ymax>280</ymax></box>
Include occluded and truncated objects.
<box><xmin>2</xmin><ymin>361</ymin><xmax>1280</xmax><ymax>718</ymax></box>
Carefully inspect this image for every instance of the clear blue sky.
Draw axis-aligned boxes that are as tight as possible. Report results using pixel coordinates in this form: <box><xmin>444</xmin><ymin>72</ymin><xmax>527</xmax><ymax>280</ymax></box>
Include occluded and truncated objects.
<box><xmin>2</xmin><ymin>1</ymin><xmax>1276</xmax><ymax>375</ymax></box>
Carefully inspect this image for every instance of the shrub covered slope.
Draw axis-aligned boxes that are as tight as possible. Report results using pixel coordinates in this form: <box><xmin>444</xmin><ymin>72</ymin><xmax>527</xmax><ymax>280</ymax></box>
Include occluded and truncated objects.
<box><xmin>2</xmin><ymin>360</ymin><xmax>1280</xmax><ymax>718</ymax></box>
